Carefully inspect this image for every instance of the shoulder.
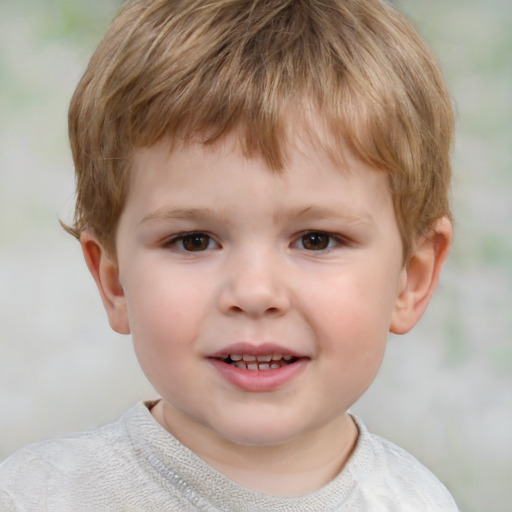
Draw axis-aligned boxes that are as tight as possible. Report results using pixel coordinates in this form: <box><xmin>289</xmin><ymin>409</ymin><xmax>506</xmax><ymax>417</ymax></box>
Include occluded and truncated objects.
<box><xmin>346</xmin><ymin>416</ymin><xmax>459</xmax><ymax>512</ymax></box>
<box><xmin>1</xmin><ymin>405</ymin><xmax>133</xmax><ymax>472</ymax></box>
<box><xmin>0</xmin><ymin>403</ymin><xmax>147</xmax><ymax>510</ymax></box>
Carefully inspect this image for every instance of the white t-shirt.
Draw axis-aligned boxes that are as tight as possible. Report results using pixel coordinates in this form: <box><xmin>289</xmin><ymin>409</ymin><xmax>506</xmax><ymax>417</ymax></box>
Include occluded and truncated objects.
<box><xmin>0</xmin><ymin>401</ymin><xmax>458</xmax><ymax>511</ymax></box>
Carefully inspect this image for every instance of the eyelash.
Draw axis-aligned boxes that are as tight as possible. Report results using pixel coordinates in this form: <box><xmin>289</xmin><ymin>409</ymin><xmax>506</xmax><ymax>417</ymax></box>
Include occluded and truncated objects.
<box><xmin>163</xmin><ymin>230</ymin><xmax>346</xmax><ymax>253</ymax></box>
<box><xmin>293</xmin><ymin>231</ymin><xmax>346</xmax><ymax>251</ymax></box>
<box><xmin>164</xmin><ymin>232</ymin><xmax>218</xmax><ymax>252</ymax></box>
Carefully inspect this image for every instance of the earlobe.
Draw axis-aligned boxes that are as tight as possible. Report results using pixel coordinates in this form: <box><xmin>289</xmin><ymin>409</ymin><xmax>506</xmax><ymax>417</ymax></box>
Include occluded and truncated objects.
<box><xmin>390</xmin><ymin>217</ymin><xmax>453</xmax><ymax>335</ymax></box>
<box><xmin>80</xmin><ymin>231</ymin><xmax>131</xmax><ymax>335</ymax></box>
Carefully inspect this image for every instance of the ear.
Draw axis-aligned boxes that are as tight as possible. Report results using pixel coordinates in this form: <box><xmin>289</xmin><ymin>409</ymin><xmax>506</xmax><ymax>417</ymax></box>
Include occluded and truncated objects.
<box><xmin>390</xmin><ymin>217</ymin><xmax>453</xmax><ymax>335</ymax></box>
<box><xmin>80</xmin><ymin>231</ymin><xmax>131</xmax><ymax>335</ymax></box>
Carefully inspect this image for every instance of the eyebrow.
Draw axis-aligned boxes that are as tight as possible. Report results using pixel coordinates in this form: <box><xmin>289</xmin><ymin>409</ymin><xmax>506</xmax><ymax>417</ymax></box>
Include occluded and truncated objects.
<box><xmin>140</xmin><ymin>204</ymin><xmax>374</xmax><ymax>227</ymax></box>
<box><xmin>280</xmin><ymin>205</ymin><xmax>375</xmax><ymax>226</ymax></box>
<box><xmin>140</xmin><ymin>207</ymin><xmax>232</xmax><ymax>225</ymax></box>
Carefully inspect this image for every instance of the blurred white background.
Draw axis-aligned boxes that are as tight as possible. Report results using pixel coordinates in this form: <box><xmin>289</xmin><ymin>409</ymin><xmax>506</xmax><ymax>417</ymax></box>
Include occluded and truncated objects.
<box><xmin>1</xmin><ymin>1</ymin><xmax>511</xmax><ymax>511</ymax></box>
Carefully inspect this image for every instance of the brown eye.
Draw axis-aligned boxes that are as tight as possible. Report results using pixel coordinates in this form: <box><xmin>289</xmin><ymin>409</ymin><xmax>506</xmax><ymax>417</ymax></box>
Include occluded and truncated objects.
<box><xmin>300</xmin><ymin>232</ymin><xmax>331</xmax><ymax>250</ymax></box>
<box><xmin>180</xmin><ymin>233</ymin><xmax>212</xmax><ymax>251</ymax></box>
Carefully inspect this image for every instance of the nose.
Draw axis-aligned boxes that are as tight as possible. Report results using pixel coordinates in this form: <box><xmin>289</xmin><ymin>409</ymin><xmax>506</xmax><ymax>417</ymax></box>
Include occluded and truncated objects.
<box><xmin>218</xmin><ymin>249</ymin><xmax>291</xmax><ymax>318</ymax></box>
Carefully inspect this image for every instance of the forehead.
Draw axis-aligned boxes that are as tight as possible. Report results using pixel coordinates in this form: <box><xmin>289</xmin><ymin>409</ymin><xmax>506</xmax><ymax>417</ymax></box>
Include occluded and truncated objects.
<box><xmin>127</xmin><ymin>127</ymin><xmax>393</xmax><ymax>222</ymax></box>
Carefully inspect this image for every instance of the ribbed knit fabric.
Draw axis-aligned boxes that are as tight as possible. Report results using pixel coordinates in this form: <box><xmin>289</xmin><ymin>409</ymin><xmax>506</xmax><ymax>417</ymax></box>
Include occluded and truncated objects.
<box><xmin>0</xmin><ymin>402</ymin><xmax>458</xmax><ymax>511</ymax></box>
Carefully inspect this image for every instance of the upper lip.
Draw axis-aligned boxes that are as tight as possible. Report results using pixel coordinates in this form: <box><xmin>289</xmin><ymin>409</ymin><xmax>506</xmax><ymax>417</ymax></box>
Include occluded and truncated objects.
<box><xmin>208</xmin><ymin>342</ymin><xmax>307</xmax><ymax>359</ymax></box>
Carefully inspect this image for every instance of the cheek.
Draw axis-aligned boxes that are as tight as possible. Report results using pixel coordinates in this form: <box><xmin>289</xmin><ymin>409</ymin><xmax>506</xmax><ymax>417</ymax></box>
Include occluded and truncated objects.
<box><xmin>123</xmin><ymin>259</ymin><xmax>210</xmax><ymax>333</ymax></box>
<box><xmin>125</xmin><ymin>279</ymin><xmax>204</xmax><ymax>395</ymax></box>
<box><xmin>305</xmin><ymin>269</ymin><xmax>397</xmax><ymax>337</ymax></box>
<box><xmin>312</xmin><ymin>290</ymin><xmax>389</xmax><ymax>408</ymax></box>
<box><xmin>299</xmin><ymin>268</ymin><xmax>395</xmax><ymax>380</ymax></box>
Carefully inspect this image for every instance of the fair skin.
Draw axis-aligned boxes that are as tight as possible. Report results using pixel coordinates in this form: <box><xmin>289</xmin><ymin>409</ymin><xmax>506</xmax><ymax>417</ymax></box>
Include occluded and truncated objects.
<box><xmin>82</xmin><ymin>131</ymin><xmax>452</xmax><ymax>497</ymax></box>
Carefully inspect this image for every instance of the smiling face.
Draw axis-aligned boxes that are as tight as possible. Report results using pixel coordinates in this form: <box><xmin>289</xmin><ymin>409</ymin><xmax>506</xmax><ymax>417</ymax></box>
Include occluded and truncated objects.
<box><xmin>82</xmin><ymin>130</ymin><xmax>451</xmax><ymax>463</ymax></box>
<box><xmin>110</xmin><ymin>133</ymin><xmax>405</xmax><ymax>444</ymax></box>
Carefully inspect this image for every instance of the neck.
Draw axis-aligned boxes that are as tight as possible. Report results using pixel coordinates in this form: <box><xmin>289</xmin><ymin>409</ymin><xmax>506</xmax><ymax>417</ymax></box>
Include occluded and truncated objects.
<box><xmin>151</xmin><ymin>400</ymin><xmax>358</xmax><ymax>497</ymax></box>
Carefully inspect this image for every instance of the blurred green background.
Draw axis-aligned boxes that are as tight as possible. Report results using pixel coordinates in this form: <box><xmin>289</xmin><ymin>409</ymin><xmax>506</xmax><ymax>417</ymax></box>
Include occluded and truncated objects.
<box><xmin>1</xmin><ymin>1</ymin><xmax>511</xmax><ymax>510</ymax></box>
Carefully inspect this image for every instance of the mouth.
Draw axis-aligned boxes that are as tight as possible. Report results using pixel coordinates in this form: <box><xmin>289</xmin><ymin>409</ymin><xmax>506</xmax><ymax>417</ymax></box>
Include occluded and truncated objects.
<box><xmin>208</xmin><ymin>346</ymin><xmax>308</xmax><ymax>390</ymax></box>
<box><xmin>216</xmin><ymin>353</ymin><xmax>299</xmax><ymax>371</ymax></box>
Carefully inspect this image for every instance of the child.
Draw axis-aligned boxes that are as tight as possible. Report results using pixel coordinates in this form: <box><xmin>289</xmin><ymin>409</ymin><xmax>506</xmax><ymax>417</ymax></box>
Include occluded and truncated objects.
<box><xmin>0</xmin><ymin>0</ymin><xmax>459</xmax><ymax>510</ymax></box>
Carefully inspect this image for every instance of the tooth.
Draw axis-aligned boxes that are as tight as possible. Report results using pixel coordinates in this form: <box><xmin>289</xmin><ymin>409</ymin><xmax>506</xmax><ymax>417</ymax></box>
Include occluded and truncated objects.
<box><xmin>258</xmin><ymin>363</ymin><xmax>270</xmax><ymax>370</ymax></box>
<box><xmin>243</xmin><ymin>355</ymin><xmax>256</xmax><ymax>361</ymax></box>
<box><xmin>272</xmin><ymin>354</ymin><xmax>283</xmax><ymax>360</ymax></box>
<box><xmin>270</xmin><ymin>363</ymin><xmax>280</xmax><ymax>369</ymax></box>
<box><xmin>230</xmin><ymin>354</ymin><xmax>243</xmax><ymax>361</ymax></box>
<box><xmin>283</xmin><ymin>355</ymin><xmax>292</xmax><ymax>361</ymax></box>
<box><xmin>234</xmin><ymin>362</ymin><xmax>247</xmax><ymax>369</ymax></box>
<box><xmin>256</xmin><ymin>355</ymin><xmax>272</xmax><ymax>362</ymax></box>
<box><xmin>247</xmin><ymin>363</ymin><xmax>258</xmax><ymax>370</ymax></box>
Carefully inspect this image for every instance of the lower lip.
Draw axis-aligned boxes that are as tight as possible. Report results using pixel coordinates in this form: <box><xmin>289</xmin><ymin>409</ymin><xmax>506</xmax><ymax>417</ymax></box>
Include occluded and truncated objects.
<box><xmin>208</xmin><ymin>358</ymin><xmax>308</xmax><ymax>392</ymax></box>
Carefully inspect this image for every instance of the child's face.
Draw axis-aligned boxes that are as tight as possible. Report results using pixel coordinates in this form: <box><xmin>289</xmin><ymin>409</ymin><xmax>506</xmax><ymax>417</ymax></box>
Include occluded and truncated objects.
<box><xmin>110</xmin><ymin>133</ymin><xmax>408</xmax><ymax>447</ymax></box>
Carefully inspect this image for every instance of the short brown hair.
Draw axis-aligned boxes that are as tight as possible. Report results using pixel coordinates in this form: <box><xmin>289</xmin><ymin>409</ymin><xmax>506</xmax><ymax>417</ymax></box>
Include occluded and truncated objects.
<box><xmin>67</xmin><ymin>0</ymin><xmax>454</xmax><ymax>260</ymax></box>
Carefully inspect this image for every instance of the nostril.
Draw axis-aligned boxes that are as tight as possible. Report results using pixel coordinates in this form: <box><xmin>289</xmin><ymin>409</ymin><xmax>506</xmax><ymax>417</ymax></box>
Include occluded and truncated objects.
<box><xmin>228</xmin><ymin>305</ymin><xmax>284</xmax><ymax>317</ymax></box>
